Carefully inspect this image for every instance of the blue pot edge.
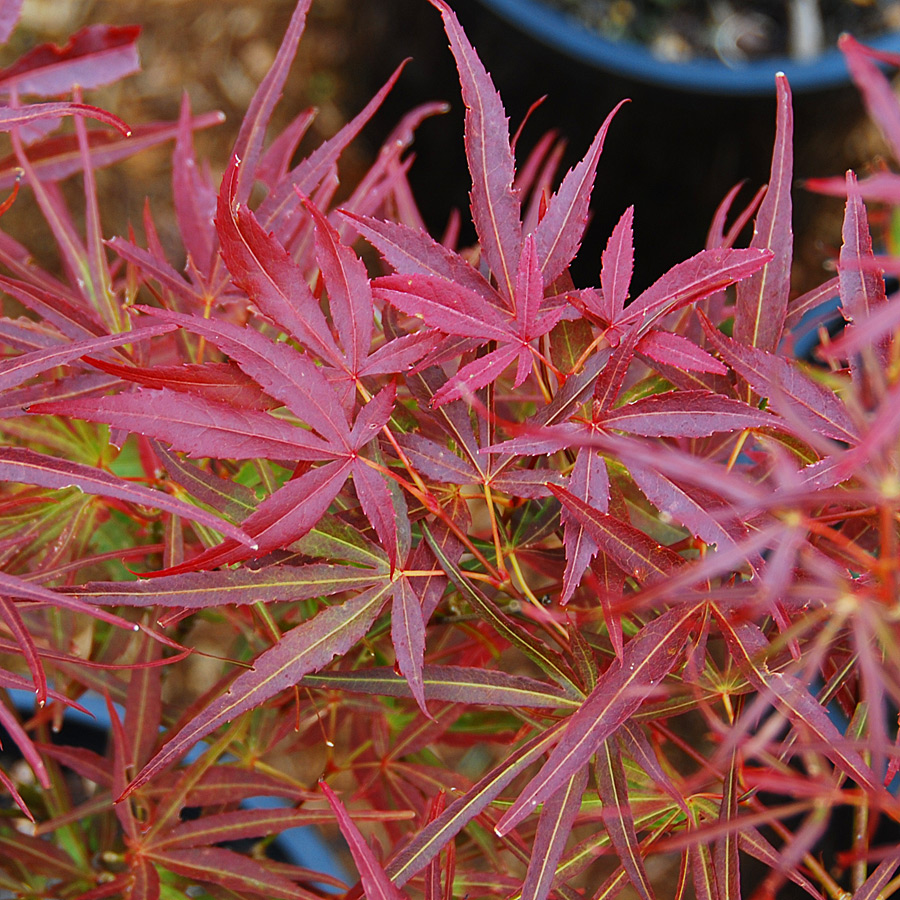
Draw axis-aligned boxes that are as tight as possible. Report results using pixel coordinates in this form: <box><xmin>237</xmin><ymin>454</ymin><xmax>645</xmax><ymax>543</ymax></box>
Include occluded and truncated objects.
<box><xmin>3</xmin><ymin>688</ymin><xmax>350</xmax><ymax>891</ymax></box>
<box><xmin>477</xmin><ymin>0</ymin><xmax>900</xmax><ymax>94</ymax></box>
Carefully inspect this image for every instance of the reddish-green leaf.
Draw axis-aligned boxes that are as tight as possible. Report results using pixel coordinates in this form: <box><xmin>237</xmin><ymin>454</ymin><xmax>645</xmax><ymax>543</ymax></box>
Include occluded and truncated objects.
<box><xmin>496</xmin><ymin>603</ymin><xmax>702</xmax><ymax>836</ymax></box>
<box><xmin>0</xmin><ymin>321</ymin><xmax>173</xmax><ymax>392</ymax></box>
<box><xmin>148</xmin><ymin>846</ymin><xmax>318</xmax><ymax>900</ymax></box>
<box><xmin>733</xmin><ymin>74</ymin><xmax>793</xmax><ymax>355</ymax></box>
<box><xmin>124</xmin><ymin>583</ymin><xmax>392</xmax><ymax>797</ymax></box>
<box><xmin>0</xmin><ymin>446</ymin><xmax>255</xmax><ymax>548</ymax></box>
<box><xmin>549</xmin><ymin>484</ymin><xmax>684</xmax><ymax>585</ymax></box>
<box><xmin>73</xmin><ymin>564</ymin><xmax>380</xmax><ymax>609</ymax></box>
<box><xmin>321</xmin><ymin>781</ymin><xmax>408</xmax><ymax>900</ymax></box>
<box><xmin>521</xmin><ymin>764</ymin><xmax>589</xmax><ymax>900</ymax></box>
<box><xmin>386</xmin><ymin>722</ymin><xmax>567</xmax><ymax>887</ymax></box>
<box><xmin>302</xmin><ymin>665</ymin><xmax>581</xmax><ymax>708</ymax></box>
<box><xmin>596</xmin><ymin>739</ymin><xmax>656</xmax><ymax>900</ymax></box>
<box><xmin>427</xmin><ymin>0</ymin><xmax>521</xmax><ymax>302</ymax></box>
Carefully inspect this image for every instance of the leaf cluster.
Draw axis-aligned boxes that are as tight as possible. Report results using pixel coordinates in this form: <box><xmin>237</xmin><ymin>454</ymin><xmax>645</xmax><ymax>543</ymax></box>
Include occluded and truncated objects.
<box><xmin>1</xmin><ymin>1</ymin><xmax>900</xmax><ymax>899</ymax></box>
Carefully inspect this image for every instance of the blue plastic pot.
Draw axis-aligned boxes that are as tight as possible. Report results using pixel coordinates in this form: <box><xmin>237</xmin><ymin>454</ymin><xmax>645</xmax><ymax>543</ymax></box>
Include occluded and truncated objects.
<box><xmin>476</xmin><ymin>0</ymin><xmax>900</xmax><ymax>94</ymax></box>
<box><xmin>4</xmin><ymin>690</ymin><xmax>348</xmax><ymax>891</ymax></box>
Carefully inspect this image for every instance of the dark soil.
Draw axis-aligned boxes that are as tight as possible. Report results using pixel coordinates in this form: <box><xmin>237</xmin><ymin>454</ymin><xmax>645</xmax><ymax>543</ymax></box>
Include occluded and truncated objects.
<box><xmin>9</xmin><ymin>0</ymin><xmax>894</xmax><ymax>302</ymax></box>
<box><xmin>544</xmin><ymin>0</ymin><xmax>900</xmax><ymax>63</ymax></box>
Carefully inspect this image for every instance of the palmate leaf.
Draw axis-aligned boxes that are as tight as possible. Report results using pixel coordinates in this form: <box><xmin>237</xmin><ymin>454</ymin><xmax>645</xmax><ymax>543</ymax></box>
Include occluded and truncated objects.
<box><xmin>122</xmin><ymin>581</ymin><xmax>394</xmax><ymax>798</ymax></box>
<box><xmin>495</xmin><ymin>603</ymin><xmax>704</xmax><ymax>837</ymax></box>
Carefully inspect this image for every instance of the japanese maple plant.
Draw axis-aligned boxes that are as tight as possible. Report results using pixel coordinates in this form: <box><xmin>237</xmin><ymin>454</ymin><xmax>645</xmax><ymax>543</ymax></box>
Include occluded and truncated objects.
<box><xmin>0</xmin><ymin>0</ymin><xmax>899</xmax><ymax>896</ymax></box>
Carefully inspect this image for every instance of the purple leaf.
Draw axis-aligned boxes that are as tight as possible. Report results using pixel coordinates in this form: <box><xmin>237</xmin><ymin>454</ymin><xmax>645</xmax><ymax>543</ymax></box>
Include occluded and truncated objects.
<box><xmin>839</xmin><ymin>169</ymin><xmax>889</xmax><ymax>375</ymax></box>
<box><xmin>0</xmin><ymin>321</ymin><xmax>173</xmax><ymax>392</ymax></box>
<box><xmin>0</xmin><ymin>0</ymin><xmax>22</xmax><ymax>45</ymax></box>
<box><xmin>0</xmin><ymin>447</ymin><xmax>255</xmax><ymax>548</ymax></box>
<box><xmin>390</xmin><ymin>576</ymin><xmax>428</xmax><ymax>716</ymax></box>
<box><xmin>521</xmin><ymin>765</ymin><xmax>589</xmax><ymax>900</ymax></box>
<box><xmin>36</xmin><ymin>388</ymin><xmax>336</xmax><ymax>461</ymax></box>
<box><xmin>0</xmin><ymin>111</ymin><xmax>223</xmax><ymax>189</ymax></box>
<box><xmin>386</xmin><ymin>723</ymin><xmax>568</xmax><ymax>886</ymax></box>
<box><xmin>560</xmin><ymin>447</ymin><xmax>609</xmax><ymax>605</ymax></box>
<box><xmin>733</xmin><ymin>74</ymin><xmax>793</xmax><ymax>354</ymax></box>
<box><xmin>124</xmin><ymin>582</ymin><xmax>392</xmax><ymax>797</ymax></box>
<box><xmin>627</xmin><ymin>463</ymin><xmax>744</xmax><ymax>551</ymax></box>
<box><xmin>841</xmin><ymin>34</ymin><xmax>900</xmax><ymax>163</ymax></box>
<box><xmin>599</xmin><ymin>390</ymin><xmax>775</xmax><ymax>438</ymax></box>
<box><xmin>549</xmin><ymin>484</ymin><xmax>684</xmax><ymax>585</ymax></box>
<box><xmin>137</xmin><ymin>306</ymin><xmax>349</xmax><ymax>446</ymax></box>
<box><xmin>619</xmin><ymin>247</ymin><xmax>772</xmax><ymax>328</ymax></box>
<box><xmin>258</xmin><ymin>61</ymin><xmax>408</xmax><ymax>237</ymax></box>
<box><xmin>353</xmin><ymin>457</ymin><xmax>399</xmax><ymax>568</ymax></box>
<box><xmin>598</xmin><ymin>206</ymin><xmax>634</xmax><ymax>322</ymax></box>
<box><xmin>0</xmin><ymin>25</ymin><xmax>140</xmax><ymax>97</ymax></box>
<box><xmin>375</xmin><ymin>273</ymin><xmax>512</xmax><ymax>341</ymax></box>
<box><xmin>173</xmin><ymin>93</ymin><xmax>217</xmax><ymax>276</ymax></box>
<box><xmin>515</xmin><ymin>235</ymin><xmax>543</xmax><ymax>343</ymax></box>
<box><xmin>73</xmin><ymin>564</ymin><xmax>381</xmax><ymax>609</ymax></box>
<box><xmin>427</xmin><ymin>0</ymin><xmax>522</xmax><ymax>303</ymax></box>
<box><xmin>161</xmin><ymin>458</ymin><xmax>353</xmax><ymax>574</ymax></box>
<box><xmin>533</xmin><ymin>101</ymin><xmax>626</xmax><ymax>284</ymax></box>
<box><xmin>714</xmin><ymin>612</ymin><xmax>882</xmax><ymax>793</ymax></box>
<box><xmin>495</xmin><ymin>603</ymin><xmax>703</xmax><ymax>836</ymax></box>
<box><xmin>342</xmin><ymin>210</ymin><xmax>496</xmax><ymax>302</ymax></box>
<box><xmin>432</xmin><ymin>342</ymin><xmax>521</xmax><ymax>406</ymax></box>
<box><xmin>320</xmin><ymin>781</ymin><xmax>408</xmax><ymax>900</ymax></box>
<box><xmin>147</xmin><ymin>846</ymin><xmax>319</xmax><ymax>900</ymax></box>
<box><xmin>596</xmin><ymin>739</ymin><xmax>656</xmax><ymax>900</ymax></box>
<box><xmin>215</xmin><ymin>156</ymin><xmax>343</xmax><ymax>366</ymax></box>
<box><xmin>637</xmin><ymin>330</ymin><xmax>727</xmax><ymax>375</ymax></box>
<box><xmin>302</xmin><ymin>665</ymin><xmax>581</xmax><ymax>708</ymax></box>
<box><xmin>301</xmin><ymin>194</ymin><xmax>373</xmax><ymax>375</ymax></box>
<box><xmin>230</xmin><ymin>0</ymin><xmax>311</xmax><ymax>203</ymax></box>
<box><xmin>700</xmin><ymin>315</ymin><xmax>860</xmax><ymax>444</ymax></box>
